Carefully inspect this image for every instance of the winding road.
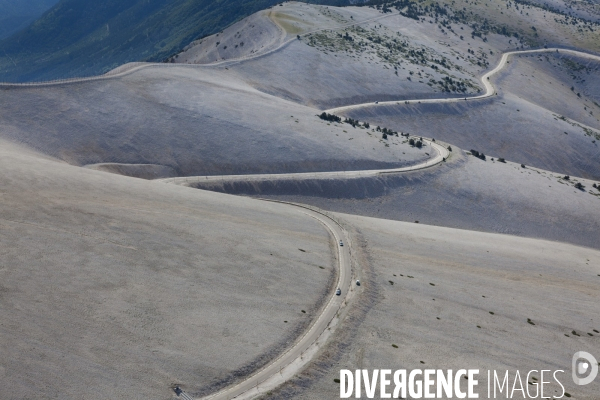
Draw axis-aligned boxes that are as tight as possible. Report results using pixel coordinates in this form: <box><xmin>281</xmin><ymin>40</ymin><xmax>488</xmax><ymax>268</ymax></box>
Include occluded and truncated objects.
<box><xmin>162</xmin><ymin>46</ymin><xmax>600</xmax><ymax>400</ymax></box>
<box><xmin>2</xmin><ymin>8</ymin><xmax>599</xmax><ymax>400</ymax></box>
<box><xmin>162</xmin><ymin>47</ymin><xmax>600</xmax><ymax>400</ymax></box>
<box><xmin>159</xmin><ymin>138</ymin><xmax>449</xmax><ymax>187</ymax></box>
<box><xmin>161</xmin><ymin>138</ymin><xmax>448</xmax><ymax>400</ymax></box>
<box><xmin>189</xmin><ymin>202</ymin><xmax>352</xmax><ymax>400</ymax></box>
<box><xmin>325</xmin><ymin>48</ymin><xmax>600</xmax><ymax>114</ymax></box>
<box><xmin>0</xmin><ymin>10</ymin><xmax>396</xmax><ymax>88</ymax></box>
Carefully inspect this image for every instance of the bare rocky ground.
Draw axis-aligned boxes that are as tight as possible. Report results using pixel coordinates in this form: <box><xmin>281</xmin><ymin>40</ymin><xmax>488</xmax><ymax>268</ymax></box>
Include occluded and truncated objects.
<box><xmin>2</xmin><ymin>1</ymin><xmax>600</xmax><ymax>399</ymax></box>
<box><xmin>0</xmin><ymin>142</ymin><xmax>337</xmax><ymax>399</ymax></box>
<box><xmin>265</xmin><ymin>214</ymin><xmax>600</xmax><ymax>399</ymax></box>
<box><xmin>174</xmin><ymin>2</ymin><xmax>600</xmax><ymax>180</ymax></box>
<box><xmin>0</xmin><ymin>67</ymin><xmax>428</xmax><ymax>179</ymax></box>
<box><xmin>189</xmin><ymin>148</ymin><xmax>600</xmax><ymax>250</ymax></box>
<box><xmin>344</xmin><ymin>90</ymin><xmax>600</xmax><ymax>180</ymax></box>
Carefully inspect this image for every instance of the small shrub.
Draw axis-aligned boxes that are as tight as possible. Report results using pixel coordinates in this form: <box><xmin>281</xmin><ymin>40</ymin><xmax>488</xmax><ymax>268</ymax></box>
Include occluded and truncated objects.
<box><xmin>470</xmin><ymin>149</ymin><xmax>486</xmax><ymax>160</ymax></box>
<box><xmin>498</xmin><ymin>157</ymin><xmax>506</xmax><ymax>163</ymax></box>
<box><xmin>574</xmin><ymin>182</ymin><xmax>585</xmax><ymax>190</ymax></box>
<box><xmin>563</xmin><ymin>175</ymin><xmax>570</xmax><ymax>180</ymax></box>
<box><xmin>447</xmin><ymin>145</ymin><xmax>452</xmax><ymax>151</ymax></box>
<box><xmin>521</xmin><ymin>164</ymin><xmax>526</xmax><ymax>168</ymax></box>
<box><xmin>382</xmin><ymin>133</ymin><xmax>388</xmax><ymax>139</ymax></box>
<box><xmin>409</xmin><ymin>138</ymin><xmax>415</xmax><ymax>146</ymax></box>
<box><xmin>416</xmin><ymin>140</ymin><xmax>423</xmax><ymax>148</ymax></box>
<box><xmin>392</xmin><ymin>344</ymin><xmax>398</xmax><ymax>348</ymax></box>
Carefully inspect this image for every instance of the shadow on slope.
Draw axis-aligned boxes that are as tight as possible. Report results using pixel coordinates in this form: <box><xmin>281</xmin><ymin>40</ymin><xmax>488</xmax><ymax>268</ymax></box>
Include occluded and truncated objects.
<box><xmin>0</xmin><ymin>140</ymin><xmax>336</xmax><ymax>399</ymax></box>
<box><xmin>188</xmin><ymin>151</ymin><xmax>600</xmax><ymax>249</ymax></box>
<box><xmin>343</xmin><ymin>94</ymin><xmax>600</xmax><ymax>180</ymax></box>
<box><xmin>0</xmin><ymin>66</ymin><xmax>430</xmax><ymax>178</ymax></box>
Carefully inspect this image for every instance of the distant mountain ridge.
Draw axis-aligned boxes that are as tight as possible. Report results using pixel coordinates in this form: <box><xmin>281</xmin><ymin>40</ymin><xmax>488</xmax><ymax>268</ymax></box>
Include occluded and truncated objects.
<box><xmin>0</xmin><ymin>0</ymin><xmax>353</xmax><ymax>83</ymax></box>
<box><xmin>0</xmin><ymin>0</ymin><xmax>59</xmax><ymax>39</ymax></box>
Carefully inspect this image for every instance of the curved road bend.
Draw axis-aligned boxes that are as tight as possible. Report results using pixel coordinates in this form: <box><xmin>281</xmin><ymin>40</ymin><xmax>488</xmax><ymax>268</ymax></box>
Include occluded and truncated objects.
<box><xmin>161</xmin><ymin>139</ymin><xmax>448</xmax><ymax>399</ymax></box>
<box><xmin>325</xmin><ymin>48</ymin><xmax>600</xmax><ymax>114</ymax></box>
<box><xmin>190</xmin><ymin>202</ymin><xmax>352</xmax><ymax>400</ymax></box>
<box><xmin>159</xmin><ymin>138</ymin><xmax>449</xmax><ymax>187</ymax></box>
<box><xmin>0</xmin><ymin>11</ymin><xmax>399</xmax><ymax>88</ymax></box>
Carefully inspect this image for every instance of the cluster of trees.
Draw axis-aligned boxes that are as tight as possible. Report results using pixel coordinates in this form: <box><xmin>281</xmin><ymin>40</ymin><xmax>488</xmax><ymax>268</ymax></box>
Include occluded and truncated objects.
<box><xmin>376</xmin><ymin>126</ymin><xmax>399</xmax><ymax>136</ymax></box>
<box><xmin>319</xmin><ymin>112</ymin><xmax>342</xmax><ymax>123</ymax></box>
<box><xmin>318</xmin><ymin>113</ymin><xmax>424</xmax><ymax>145</ymax></box>
<box><xmin>408</xmin><ymin>138</ymin><xmax>423</xmax><ymax>148</ymax></box>
<box><xmin>433</xmin><ymin>76</ymin><xmax>469</xmax><ymax>93</ymax></box>
<box><xmin>367</xmin><ymin>0</ymin><xmax>425</xmax><ymax>20</ymax></box>
<box><xmin>344</xmin><ymin>117</ymin><xmax>361</xmax><ymax>127</ymax></box>
<box><xmin>470</xmin><ymin>149</ymin><xmax>486</xmax><ymax>160</ymax></box>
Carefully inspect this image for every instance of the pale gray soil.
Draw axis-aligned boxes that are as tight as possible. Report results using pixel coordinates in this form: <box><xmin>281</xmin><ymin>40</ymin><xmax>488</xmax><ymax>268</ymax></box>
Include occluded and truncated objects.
<box><xmin>0</xmin><ymin>67</ymin><xmax>428</xmax><ymax>178</ymax></box>
<box><xmin>266</xmin><ymin>214</ymin><xmax>600</xmax><ymax>399</ymax></box>
<box><xmin>2</xmin><ymin>3</ymin><xmax>600</xmax><ymax>399</ymax></box>
<box><xmin>168</xmin><ymin>2</ymin><xmax>600</xmax><ymax>181</ymax></box>
<box><xmin>343</xmin><ymin>92</ymin><xmax>600</xmax><ymax>180</ymax></box>
<box><xmin>498</xmin><ymin>52</ymin><xmax>600</xmax><ymax>129</ymax></box>
<box><xmin>192</xmin><ymin>149</ymin><xmax>600</xmax><ymax>250</ymax></box>
<box><xmin>216</xmin><ymin>6</ymin><xmax>513</xmax><ymax>108</ymax></box>
<box><xmin>0</xmin><ymin>142</ymin><xmax>336</xmax><ymax>400</ymax></box>
<box><xmin>171</xmin><ymin>12</ymin><xmax>283</xmax><ymax>65</ymax></box>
